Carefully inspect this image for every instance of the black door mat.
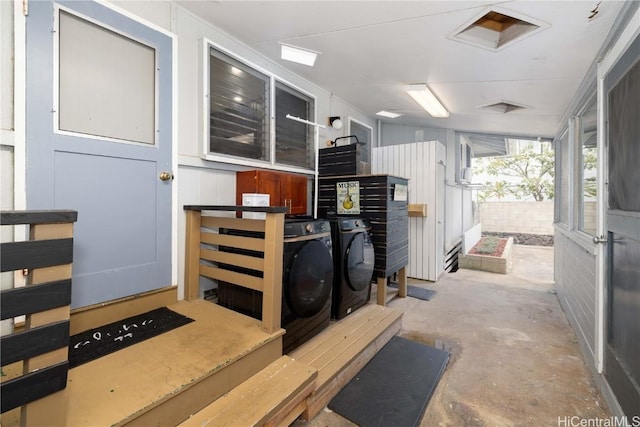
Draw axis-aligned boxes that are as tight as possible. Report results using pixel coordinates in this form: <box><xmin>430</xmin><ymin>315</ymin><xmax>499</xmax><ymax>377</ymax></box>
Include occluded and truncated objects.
<box><xmin>387</xmin><ymin>283</ymin><xmax>437</xmax><ymax>301</ymax></box>
<box><xmin>328</xmin><ymin>335</ymin><xmax>449</xmax><ymax>427</ymax></box>
<box><xmin>69</xmin><ymin>307</ymin><xmax>194</xmax><ymax>369</ymax></box>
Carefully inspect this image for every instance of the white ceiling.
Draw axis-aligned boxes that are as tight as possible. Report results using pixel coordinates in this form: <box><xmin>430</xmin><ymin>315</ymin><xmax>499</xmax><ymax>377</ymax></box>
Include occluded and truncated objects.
<box><xmin>177</xmin><ymin>1</ymin><xmax>625</xmax><ymax>139</ymax></box>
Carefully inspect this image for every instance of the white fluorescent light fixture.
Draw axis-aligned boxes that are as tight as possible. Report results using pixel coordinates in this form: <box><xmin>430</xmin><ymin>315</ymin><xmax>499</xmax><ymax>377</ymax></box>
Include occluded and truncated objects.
<box><xmin>376</xmin><ymin>110</ymin><xmax>402</xmax><ymax>119</ymax></box>
<box><xmin>280</xmin><ymin>44</ymin><xmax>319</xmax><ymax>66</ymax></box>
<box><xmin>405</xmin><ymin>84</ymin><xmax>449</xmax><ymax>118</ymax></box>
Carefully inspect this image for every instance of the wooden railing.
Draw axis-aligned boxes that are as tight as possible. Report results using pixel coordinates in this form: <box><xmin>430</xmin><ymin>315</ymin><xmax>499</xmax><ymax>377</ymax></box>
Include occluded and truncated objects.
<box><xmin>1</xmin><ymin>210</ymin><xmax>77</xmax><ymax>425</ymax></box>
<box><xmin>183</xmin><ymin>206</ymin><xmax>286</xmax><ymax>334</ymax></box>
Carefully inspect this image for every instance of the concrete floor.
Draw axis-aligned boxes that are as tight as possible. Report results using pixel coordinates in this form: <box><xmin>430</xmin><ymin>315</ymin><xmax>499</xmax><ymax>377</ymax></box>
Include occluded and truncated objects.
<box><xmin>297</xmin><ymin>245</ymin><xmax>610</xmax><ymax>426</ymax></box>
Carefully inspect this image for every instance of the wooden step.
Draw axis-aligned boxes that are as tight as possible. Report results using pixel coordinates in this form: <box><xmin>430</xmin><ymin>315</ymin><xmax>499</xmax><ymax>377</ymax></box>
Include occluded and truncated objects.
<box><xmin>289</xmin><ymin>304</ymin><xmax>403</xmax><ymax>420</ymax></box>
<box><xmin>1</xmin><ymin>300</ymin><xmax>285</xmax><ymax>427</ymax></box>
<box><xmin>179</xmin><ymin>355</ymin><xmax>317</xmax><ymax>427</ymax></box>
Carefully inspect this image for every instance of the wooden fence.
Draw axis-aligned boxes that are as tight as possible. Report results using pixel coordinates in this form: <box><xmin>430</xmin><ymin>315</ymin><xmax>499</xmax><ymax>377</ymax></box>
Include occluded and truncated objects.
<box><xmin>1</xmin><ymin>210</ymin><xmax>77</xmax><ymax>425</ymax></box>
<box><xmin>184</xmin><ymin>206</ymin><xmax>286</xmax><ymax>334</ymax></box>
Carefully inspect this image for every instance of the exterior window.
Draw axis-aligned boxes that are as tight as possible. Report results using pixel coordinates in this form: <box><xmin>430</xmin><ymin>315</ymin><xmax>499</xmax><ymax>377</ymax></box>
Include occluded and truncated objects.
<box><xmin>206</xmin><ymin>45</ymin><xmax>316</xmax><ymax>172</ymax></box>
<box><xmin>578</xmin><ymin>97</ymin><xmax>597</xmax><ymax>235</ymax></box>
<box><xmin>348</xmin><ymin>118</ymin><xmax>372</xmax><ymax>174</ymax></box>
<box><xmin>556</xmin><ymin>130</ymin><xmax>570</xmax><ymax>225</ymax></box>
<box><xmin>209</xmin><ymin>48</ymin><xmax>270</xmax><ymax>161</ymax></box>
<box><xmin>275</xmin><ymin>82</ymin><xmax>314</xmax><ymax>169</ymax></box>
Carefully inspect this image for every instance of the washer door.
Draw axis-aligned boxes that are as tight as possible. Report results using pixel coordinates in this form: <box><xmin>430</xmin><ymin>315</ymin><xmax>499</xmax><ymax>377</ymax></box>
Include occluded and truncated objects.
<box><xmin>284</xmin><ymin>240</ymin><xmax>334</xmax><ymax>318</ymax></box>
<box><xmin>344</xmin><ymin>232</ymin><xmax>375</xmax><ymax>291</ymax></box>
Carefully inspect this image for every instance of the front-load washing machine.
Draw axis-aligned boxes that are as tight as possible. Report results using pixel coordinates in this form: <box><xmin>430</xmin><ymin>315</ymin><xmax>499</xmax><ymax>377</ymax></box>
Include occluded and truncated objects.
<box><xmin>327</xmin><ymin>217</ymin><xmax>375</xmax><ymax>319</ymax></box>
<box><xmin>217</xmin><ymin>219</ymin><xmax>334</xmax><ymax>353</ymax></box>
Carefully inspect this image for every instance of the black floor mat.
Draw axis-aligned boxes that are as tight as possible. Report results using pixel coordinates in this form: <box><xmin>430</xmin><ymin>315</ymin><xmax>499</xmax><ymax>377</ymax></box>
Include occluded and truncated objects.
<box><xmin>329</xmin><ymin>335</ymin><xmax>449</xmax><ymax>427</ymax></box>
<box><xmin>388</xmin><ymin>283</ymin><xmax>437</xmax><ymax>301</ymax></box>
<box><xmin>68</xmin><ymin>307</ymin><xmax>194</xmax><ymax>369</ymax></box>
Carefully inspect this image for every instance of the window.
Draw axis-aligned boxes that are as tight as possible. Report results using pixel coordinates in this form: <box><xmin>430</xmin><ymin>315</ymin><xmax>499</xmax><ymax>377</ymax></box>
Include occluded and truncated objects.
<box><xmin>275</xmin><ymin>82</ymin><xmax>314</xmax><ymax>169</ymax></box>
<box><xmin>205</xmin><ymin>43</ymin><xmax>316</xmax><ymax>171</ymax></box>
<box><xmin>347</xmin><ymin>118</ymin><xmax>372</xmax><ymax>174</ymax></box>
<box><xmin>556</xmin><ymin>129</ymin><xmax>570</xmax><ymax>225</ymax></box>
<box><xmin>209</xmin><ymin>48</ymin><xmax>270</xmax><ymax>161</ymax></box>
<box><xmin>59</xmin><ymin>10</ymin><xmax>156</xmax><ymax>144</ymax></box>
<box><xmin>577</xmin><ymin>97</ymin><xmax>597</xmax><ymax>235</ymax></box>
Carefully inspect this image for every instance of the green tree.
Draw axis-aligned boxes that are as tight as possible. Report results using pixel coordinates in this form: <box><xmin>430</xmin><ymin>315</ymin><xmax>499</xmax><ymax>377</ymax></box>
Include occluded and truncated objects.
<box><xmin>478</xmin><ymin>181</ymin><xmax>511</xmax><ymax>202</ymax></box>
<box><xmin>582</xmin><ymin>146</ymin><xmax>597</xmax><ymax>198</ymax></box>
<box><xmin>476</xmin><ymin>145</ymin><xmax>555</xmax><ymax>201</ymax></box>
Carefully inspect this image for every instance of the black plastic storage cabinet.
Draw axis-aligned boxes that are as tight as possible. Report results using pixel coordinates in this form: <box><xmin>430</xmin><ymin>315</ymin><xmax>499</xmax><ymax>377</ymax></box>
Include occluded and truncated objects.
<box><xmin>317</xmin><ymin>174</ymin><xmax>408</xmax><ymax>280</ymax></box>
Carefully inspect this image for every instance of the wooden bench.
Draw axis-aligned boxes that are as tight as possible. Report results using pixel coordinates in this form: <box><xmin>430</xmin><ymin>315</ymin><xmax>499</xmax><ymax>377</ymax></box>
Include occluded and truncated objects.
<box><xmin>179</xmin><ymin>355</ymin><xmax>317</xmax><ymax>427</ymax></box>
<box><xmin>290</xmin><ymin>304</ymin><xmax>403</xmax><ymax>421</ymax></box>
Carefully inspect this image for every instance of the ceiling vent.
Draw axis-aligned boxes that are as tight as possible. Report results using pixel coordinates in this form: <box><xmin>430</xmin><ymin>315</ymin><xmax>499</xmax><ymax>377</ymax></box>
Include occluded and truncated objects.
<box><xmin>449</xmin><ymin>8</ymin><xmax>548</xmax><ymax>51</ymax></box>
<box><xmin>477</xmin><ymin>101</ymin><xmax>528</xmax><ymax>114</ymax></box>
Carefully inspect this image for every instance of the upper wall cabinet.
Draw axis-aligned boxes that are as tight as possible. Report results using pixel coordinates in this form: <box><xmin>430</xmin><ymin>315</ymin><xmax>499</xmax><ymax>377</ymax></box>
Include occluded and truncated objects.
<box><xmin>236</xmin><ymin>170</ymin><xmax>308</xmax><ymax>216</ymax></box>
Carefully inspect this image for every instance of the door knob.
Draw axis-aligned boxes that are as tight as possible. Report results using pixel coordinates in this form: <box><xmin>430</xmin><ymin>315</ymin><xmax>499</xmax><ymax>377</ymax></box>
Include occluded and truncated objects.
<box><xmin>593</xmin><ymin>235</ymin><xmax>607</xmax><ymax>244</ymax></box>
<box><xmin>159</xmin><ymin>171</ymin><xmax>173</xmax><ymax>181</ymax></box>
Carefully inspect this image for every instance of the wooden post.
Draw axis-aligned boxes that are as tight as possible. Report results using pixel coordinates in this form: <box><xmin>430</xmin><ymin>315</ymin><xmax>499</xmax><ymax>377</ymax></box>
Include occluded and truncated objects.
<box><xmin>184</xmin><ymin>210</ymin><xmax>202</xmax><ymax>301</ymax></box>
<box><xmin>20</xmin><ymin>222</ymin><xmax>73</xmax><ymax>427</ymax></box>
<box><xmin>376</xmin><ymin>277</ymin><xmax>387</xmax><ymax>306</ymax></box>
<box><xmin>261</xmin><ymin>212</ymin><xmax>284</xmax><ymax>334</ymax></box>
<box><xmin>397</xmin><ymin>266</ymin><xmax>408</xmax><ymax>298</ymax></box>
<box><xmin>376</xmin><ymin>266</ymin><xmax>407</xmax><ymax>306</ymax></box>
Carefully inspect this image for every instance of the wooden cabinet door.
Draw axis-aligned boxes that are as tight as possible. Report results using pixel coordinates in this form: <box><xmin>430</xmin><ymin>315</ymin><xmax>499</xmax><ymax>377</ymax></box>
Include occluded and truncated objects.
<box><xmin>284</xmin><ymin>174</ymin><xmax>308</xmax><ymax>215</ymax></box>
<box><xmin>256</xmin><ymin>171</ymin><xmax>284</xmax><ymax>206</ymax></box>
<box><xmin>236</xmin><ymin>170</ymin><xmax>307</xmax><ymax>215</ymax></box>
<box><xmin>236</xmin><ymin>170</ymin><xmax>285</xmax><ymax>207</ymax></box>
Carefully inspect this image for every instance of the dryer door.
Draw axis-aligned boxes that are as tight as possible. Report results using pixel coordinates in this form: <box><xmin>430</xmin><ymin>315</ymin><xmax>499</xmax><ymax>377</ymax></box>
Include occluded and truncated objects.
<box><xmin>344</xmin><ymin>232</ymin><xmax>375</xmax><ymax>291</ymax></box>
<box><xmin>285</xmin><ymin>240</ymin><xmax>334</xmax><ymax>318</ymax></box>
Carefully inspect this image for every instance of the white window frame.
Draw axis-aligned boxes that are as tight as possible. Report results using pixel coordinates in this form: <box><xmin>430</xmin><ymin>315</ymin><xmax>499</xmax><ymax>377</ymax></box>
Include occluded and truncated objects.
<box><xmin>574</xmin><ymin>94</ymin><xmax>598</xmax><ymax>237</ymax></box>
<box><xmin>200</xmin><ymin>38</ymin><xmax>317</xmax><ymax>174</ymax></box>
<box><xmin>554</xmin><ymin>127</ymin><xmax>571</xmax><ymax>229</ymax></box>
<box><xmin>274</xmin><ymin>78</ymin><xmax>317</xmax><ymax>171</ymax></box>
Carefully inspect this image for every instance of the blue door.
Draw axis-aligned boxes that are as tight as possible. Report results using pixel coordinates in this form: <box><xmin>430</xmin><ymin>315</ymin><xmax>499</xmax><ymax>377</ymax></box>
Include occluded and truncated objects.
<box><xmin>26</xmin><ymin>1</ymin><xmax>173</xmax><ymax>308</ymax></box>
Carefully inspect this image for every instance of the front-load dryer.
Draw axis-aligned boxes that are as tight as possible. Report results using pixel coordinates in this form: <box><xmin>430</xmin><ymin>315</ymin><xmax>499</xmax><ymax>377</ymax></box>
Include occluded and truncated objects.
<box><xmin>327</xmin><ymin>217</ymin><xmax>375</xmax><ymax>319</ymax></box>
<box><xmin>217</xmin><ymin>219</ymin><xmax>334</xmax><ymax>353</ymax></box>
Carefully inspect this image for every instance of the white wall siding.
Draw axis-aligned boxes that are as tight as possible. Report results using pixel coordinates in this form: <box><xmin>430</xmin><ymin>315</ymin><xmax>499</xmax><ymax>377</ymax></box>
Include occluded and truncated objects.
<box><xmin>380</xmin><ymin>124</ymin><xmax>447</xmax><ymax>147</ymax></box>
<box><xmin>176</xmin><ymin>166</ymin><xmax>236</xmax><ymax>299</ymax></box>
<box><xmin>1</xmin><ymin>145</ymin><xmax>15</xmax><ymax>335</ymax></box>
<box><xmin>379</xmin><ymin>126</ymin><xmax>473</xmax><ymax>252</ymax></box>
<box><xmin>1</xmin><ymin>0</ymin><xmax>16</xmax><ymax>333</ymax></box>
<box><xmin>554</xmin><ymin>230</ymin><xmax>597</xmax><ymax>363</ymax></box>
<box><xmin>372</xmin><ymin>141</ymin><xmax>445</xmax><ymax>281</ymax></box>
<box><xmin>1</xmin><ymin>0</ymin><xmax>14</xmax><ymax>132</ymax></box>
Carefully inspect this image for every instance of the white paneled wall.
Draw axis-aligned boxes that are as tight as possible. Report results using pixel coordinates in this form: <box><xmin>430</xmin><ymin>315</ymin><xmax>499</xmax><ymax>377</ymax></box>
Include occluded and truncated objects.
<box><xmin>372</xmin><ymin>141</ymin><xmax>446</xmax><ymax>281</ymax></box>
<box><xmin>554</xmin><ymin>230</ymin><xmax>597</xmax><ymax>365</ymax></box>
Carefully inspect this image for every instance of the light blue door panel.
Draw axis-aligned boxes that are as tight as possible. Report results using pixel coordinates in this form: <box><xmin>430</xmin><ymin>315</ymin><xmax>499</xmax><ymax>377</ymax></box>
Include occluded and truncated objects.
<box><xmin>26</xmin><ymin>1</ymin><xmax>173</xmax><ymax>308</ymax></box>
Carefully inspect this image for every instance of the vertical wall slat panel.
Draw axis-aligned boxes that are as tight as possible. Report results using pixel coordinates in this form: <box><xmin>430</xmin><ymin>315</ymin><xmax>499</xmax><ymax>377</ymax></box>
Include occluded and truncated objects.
<box><xmin>373</xmin><ymin>141</ymin><xmax>441</xmax><ymax>281</ymax></box>
<box><xmin>427</xmin><ymin>142</ymin><xmax>436</xmax><ymax>277</ymax></box>
<box><xmin>414</xmin><ymin>142</ymin><xmax>424</xmax><ymax>279</ymax></box>
<box><xmin>411</xmin><ymin>143</ymin><xmax>421</xmax><ymax>279</ymax></box>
